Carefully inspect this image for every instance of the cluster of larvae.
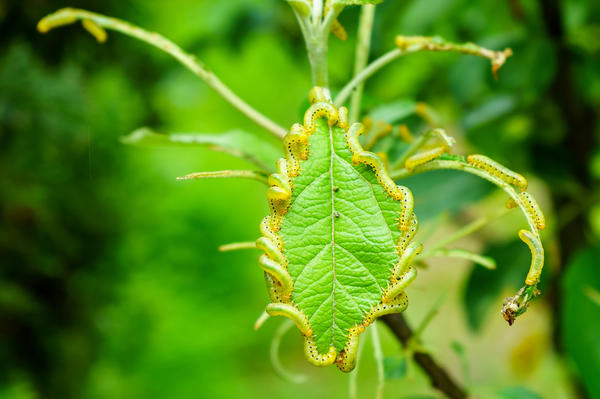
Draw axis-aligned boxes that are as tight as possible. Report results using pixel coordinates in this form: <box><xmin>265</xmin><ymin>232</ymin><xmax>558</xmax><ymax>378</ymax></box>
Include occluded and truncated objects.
<box><xmin>256</xmin><ymin>87</ymin><xmax>423</xmax><ymax>371</ymax></box>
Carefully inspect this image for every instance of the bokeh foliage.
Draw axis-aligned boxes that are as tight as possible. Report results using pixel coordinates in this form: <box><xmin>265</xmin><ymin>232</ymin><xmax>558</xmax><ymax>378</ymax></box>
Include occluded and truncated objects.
<box><xmin>1</xmin><ymin>0</ymin><xmax>599</xmax><ymax>398</ymax></box>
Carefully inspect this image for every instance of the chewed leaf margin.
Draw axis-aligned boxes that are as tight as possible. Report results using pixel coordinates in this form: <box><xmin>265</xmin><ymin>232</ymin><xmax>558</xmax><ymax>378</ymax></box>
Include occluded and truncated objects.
<box><xmin>256</xmin><ymin>89</ymin><xmax>420</xmax><ymax>372</ymax></box>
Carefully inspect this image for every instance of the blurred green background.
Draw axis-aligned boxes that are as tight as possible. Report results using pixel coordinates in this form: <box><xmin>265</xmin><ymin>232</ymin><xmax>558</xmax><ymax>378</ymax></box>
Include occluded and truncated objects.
<box><xmin>1</xmin><ymin>0</ymin><xmax>599</xmax><ymax>398</ymax></box>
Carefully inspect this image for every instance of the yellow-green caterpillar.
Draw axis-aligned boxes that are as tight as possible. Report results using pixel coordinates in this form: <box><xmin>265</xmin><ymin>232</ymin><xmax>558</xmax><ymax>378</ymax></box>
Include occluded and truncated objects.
<box><xmin>266</xmin><ymin>303</ymin><xmax>312</xmax><ymax>336</ymax></box>
<box><xmin>519</xmin><ymin>230</ymin><xmax>544</xmax><ymax>285</ymax></box>
<box><xmin>519</xmin><ymin>192</ymin><xmax>546</xmax><ymax>230</ymax></box>
<box><xmin>336</xmin><ymin>325</ymin><xmax>364</xmax><ymax>372</ymax></box>
<box><xmin>345</xmin><ymin>122</ymin><xmax>414</xmax><ymax>230</ymax></box>
<box><xmin>363</xmin><ymin>293</ymin><xmax>409</xmax><ymax>326</ymax></box>
<box><xmin>467</xmin><ymin>154</ymin><xmax>528</xmax><ymax>191</ymax></box>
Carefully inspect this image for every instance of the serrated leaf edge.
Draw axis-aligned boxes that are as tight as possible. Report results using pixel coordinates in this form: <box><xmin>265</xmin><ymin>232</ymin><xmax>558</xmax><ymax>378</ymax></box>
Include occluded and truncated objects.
<box><xmin>256</xmin><ymin>92</ymin><xmax>421</xmax><ymax>372</ymax></box>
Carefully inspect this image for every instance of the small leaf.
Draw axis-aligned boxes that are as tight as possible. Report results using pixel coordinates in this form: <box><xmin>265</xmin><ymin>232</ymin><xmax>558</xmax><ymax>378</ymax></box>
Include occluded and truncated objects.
<box><xmin>121</xmin><ymin>127</ymin><xmax>281</xmax><ymax>171</ymax></box>
<box><xmin>562</xmin><ymin>246</ymin><xmax>600</xmax><ymax>399</ymax></box>
<box><xmin>383</xmin><ymin>356</ymin><xmax>407</xmax><ymax>380</ymax></box>
<box><xmin>285</xmin><ymin>0</ymin><xmax>311</xmax><ymax>16</ymax></box>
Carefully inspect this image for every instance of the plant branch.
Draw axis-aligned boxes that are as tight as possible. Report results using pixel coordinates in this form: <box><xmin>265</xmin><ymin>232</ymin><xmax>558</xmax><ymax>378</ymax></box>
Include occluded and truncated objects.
<box><xmin>37</xmin><ymin>8</ymin><xmax>287</xmax><ymax>139</ymax></box>
<box><xmin>218</xmin><ymin>241</ymin><xmax>259</xmax><ymax>252</ymax></box>
<box><xmin>177</xmin><ymin>170</ymin><xmax>269</xmax><ymax>184</ymax></box>
<box><xmin>349</xmin><ymin>4</ymin><xmax>376</xmax><ymax>123</ymax></box>
<box><xmin>335</xmin><ymin>36</ymin><xmax>512</xmax><ymax>106</ymax></box>
<box><xmin>422</xmin><ymin>208</ymin><xmax>511</xmax><ymax>254</ymax></box>
<box><xmin>382</xmin><ymin>314</ymin><xmax>468</xmax><ymax>399</ymax></box>
<box><xmin>335</xmin><ymin>48</ymin><xmax>403</xmax><ymax>106</ymax></box>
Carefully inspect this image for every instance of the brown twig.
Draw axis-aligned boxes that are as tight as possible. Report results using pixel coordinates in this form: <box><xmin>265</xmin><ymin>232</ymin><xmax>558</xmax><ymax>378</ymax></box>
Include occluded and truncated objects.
<box><xmin>382</xmin><ymin>314</ymin><xmax>468</xmax><ymax>399</ymax></box>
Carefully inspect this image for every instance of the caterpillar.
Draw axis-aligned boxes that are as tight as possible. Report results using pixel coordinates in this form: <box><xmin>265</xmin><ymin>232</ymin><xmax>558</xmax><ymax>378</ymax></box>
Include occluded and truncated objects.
<box><xmin>405</xmin><ymin>146</ymin><xmax>449</xmax><ymax>171</ymax></box>
<box><xmin>383</xmin><ymin>267</ymin><xmax>417</xmax><ymax>303</ymax></box>
<box><xmin>466</xmin><ymin>154</ymin><xmax>528</xmax><ymax>191</ymax></box>
<box><xmin>519</xmin><ymin>192</ymin><xmax>546</xmax><ymax>230</ymax></box>
<box><xmin>304</xmin><ymin>337</ymin><xmax>337</xmax><ymax>366</ymax></box>
<box><xmin>266</xmin><ymin>303</ymin><xmax>312</xmax><ymax>336</ymax></box>
<box><xmin>264</xmin><ymin>273</ymin><xmax>283</xmax><ymax>303</ymax></box>
<box><xmin>336</xmin><ymin>325</ymin><xmax>364</xmax><ymax>372</ymax></box>
<box><xmin>337</xmin><ymin>106</ymin><xmax>349</xmax><ymax>130</ymax></box>
<box><xmin>255</xmin><ymin>237</ymin><xmax>286</xmax><ymax>265</ymax></box>
<box><xmin>518</xmin><ymin>230</ymin><xmax>544</xmax><ymax>285</ymax></box>
<box><xmin>81</xmin><ymin>19</ymin><xmax>107</xmax><ymax>42</ymax></box>
<box><xmin>398</xmin><ymin>124</ymin><xmax>414</xmax><ymax>143</ymax></box>
<box><xmin>37</xmin><ymin>12</ymin><xmax>77</xmax><ymax>33</ymax></box>
<box><xmin>258</xmin><ymin>255</ymin><xmax>293</xmax><ymax>300</ymax></box>
<box><xmin>283</xmin><ymin>123</ymin><xmax>309</xmax><ymax>177</ymax></box>
<box><xmin>362</xmin><ymin>292</ymin><xmax>409</xmax><ymax>326</ymax></box>
<box><xmin>391</xmin><ymin>242</ymin><xmax>423</xmax><ymax>282</ymax></box>
<box><xmin>506</xmin><ymin>197</ymin><xmax>518</xmax><ymax>209</ymax></box>
<box><xmin>396</xmin><ymin>214</ymin><xmax>419</xmax><ymax>253</ymax></box>
<box><xmin>346</xmin><ymin>123</ymin><xmax>414</xmax><ymax>230</ymax></box>
<box><xmin>303</xmin><ymin>102</ymin><xmax>338</xmax><ymax>134</ymax></box>
<box><xmin>260</xmin><ymin>215</ymin><xmax>283</xmax><ymax>250</ymax></box>
<box><xmin>308</xmin><ymin>86</ymin><xmax>329</xmax><ymax>104</ymax></box>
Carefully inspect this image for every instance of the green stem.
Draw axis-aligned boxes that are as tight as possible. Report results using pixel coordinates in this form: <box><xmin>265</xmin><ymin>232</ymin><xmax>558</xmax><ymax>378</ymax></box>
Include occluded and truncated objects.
<box><xmin>218</xmin><ymin>241</ymin><xmax>258</xmax><ymax>252</ymax></box>
<box><xmin>335</xmin><ymin>48</ymin><xmax>403</xmax><ymax>106</ymax></box>
<box><xmin>177</xmin><ymin>170</ymin><xmax>269</xmax><ymax>184</ymax></box>
<box><xmin>335</xmin><ymin>36</ymin><xmax>512</xmax><ymax>106</ymax></box>
<box><xmin>349</xmin><ymin>4</ymin><xmax>376</xmax><ymax>123</ymax></box>
<box><xmin>422</xmin><ymin>248</ymin><xmax>497</xmax><ymax>270</ymax></box>
<box><xmin>371</xmin><ymin>321</ymin><xmax>385</xmax><ymax>399</ymax></box>
<box><xmin>423</xmin><ymin>208</ymin><xmax>511</xmax><ymax>254</ymax></box>
<box><xmin>38</xmin><ymin>8</ymin><xmax>287</xmax><ymax>139</ymax></box>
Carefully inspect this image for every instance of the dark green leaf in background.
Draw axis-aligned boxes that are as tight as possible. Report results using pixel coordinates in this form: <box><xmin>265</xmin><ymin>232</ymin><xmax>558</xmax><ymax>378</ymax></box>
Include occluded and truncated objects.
<box><xmin>562</xmin><ymin>246</ymin><xmax>600</xmax><ymax>399</ymax></box>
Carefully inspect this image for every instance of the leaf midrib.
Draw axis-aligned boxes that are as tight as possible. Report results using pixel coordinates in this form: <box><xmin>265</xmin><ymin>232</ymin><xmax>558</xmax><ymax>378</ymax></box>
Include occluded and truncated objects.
<box><xmin>328</xmin><ymin>124</ymin><xmax>337</xmax><ymax>349</ymax></box>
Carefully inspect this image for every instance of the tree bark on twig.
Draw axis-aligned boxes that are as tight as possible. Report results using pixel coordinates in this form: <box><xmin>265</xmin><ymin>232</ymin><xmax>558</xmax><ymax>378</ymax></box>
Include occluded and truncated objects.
<box><xmin>382</xmin><ymin>314</ymin><xmax>468</xmax><ymax>399</ymax></box>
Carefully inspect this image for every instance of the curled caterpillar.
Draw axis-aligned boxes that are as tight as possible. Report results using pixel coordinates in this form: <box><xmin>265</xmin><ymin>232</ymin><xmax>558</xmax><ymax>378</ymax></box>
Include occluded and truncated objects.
<box><xmin>81</xmin><ymin>19</ymin><xmax>107</xmax><ymax>42</ymax></box>
<box><xmin>467</xmin><ymin>154</ymin><xmax>528</xmax><ymax>191</ymax></box>
<box><xmin>266</xmin><ymin>302</ymin><xmax>312</xmax><ymax>336</ymax></box>
<box><xmin>260</xmin><ymin>215</ymin><xmax>282</xmax><ymax>250</ymax></box>
<box><xmin>283</xmin><ymin>123</ymin><xmax>309</xmax><ymax>177</ymax></box>
<box><xmin>518</xmin><ymin>230</ymin><xmax>544</xmax><ymax>285</ymax></box>
<box><xmin>519</xmin><ymin>192</ymin><xmax>546</xmax><ymax>230</ymax></box>
<box><xmin>363</xmin><ymin>292</ymin><xmax>409</xmax><ymax>326</ymax></box>
<box><xmin>383</xmin><ymin>267</ymin><xmax>417</xmax><ymax>303</ymax></box>
<box><xmin>345</xmin><ymin>123</ymin><xmax>414</xmax><ymax>230</ymax></box>
<box><xmin>255</xmin><ymin>237</ymin><xmax>286</xmax><ymax>265</ymax></box>
<box><xmin>258</xmin><ymin>254</ymin><xmax>293</xmax><ymax>300</ymax></box>
<box><xmin>303</xmin><ymin>102</ymin><xmax>338</xmax><ymax>134</ymax></box>
<box><xmin>336</xmin><ymin>325</ymin><xmax>364</xmax><ymax>372</ymax></box>
<box><xmin>304</xmin><ymin>337</ymin><xmax>337</xmax><ymax>367</ymax></box>
<box><xmin>396</xmin><ymin>214</ymin><xmax>419</xmax><ymax>253</ymax></box>
<box><xmin>308</xmin><ymin>86</ymin><xmax>329</xmax><ymax>104</ymax></box>
<box><xmin>264</xmin><ymin>272</ymin><xmax>283</xmax><ymax>303</ymax></box>
<box><xmin>391</xmin><ymin>242</ymin><xmax>422</xmax><ymax>283</ymax></box>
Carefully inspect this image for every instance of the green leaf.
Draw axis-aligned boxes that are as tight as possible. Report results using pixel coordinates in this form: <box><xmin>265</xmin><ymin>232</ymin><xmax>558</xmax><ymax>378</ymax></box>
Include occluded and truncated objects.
<box><xmin>403</xmin><ymin>170</ymin><xmax>491</xmax><ymax>221</ymax></box>
<box><xmin>279</xmin><ymin>121</ymin><xmax>404</xmax><ymax>353</ymax></box>
<box><xmin>121</xmin><ymin>127</ymin><xmax>281</xmax><ymax>171</ymax></box>
<box><xmin>497</xmin><ymin>386</ymin><xmax>542</xmax><ymax>399</ymax></box>
<box><xmin>562</xmin><ymin>245</ymin><xmax>600</xmax><ymax>399</ymax></box>
<box><xmin>332</xmin><ymin>0</ymin><xmax>384</xmax><ymax>5</ymax></box>
<box><xmin>383</xmin><ymin>356</ymin><xmax>407</xmax><ymax>380</ymax></box>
